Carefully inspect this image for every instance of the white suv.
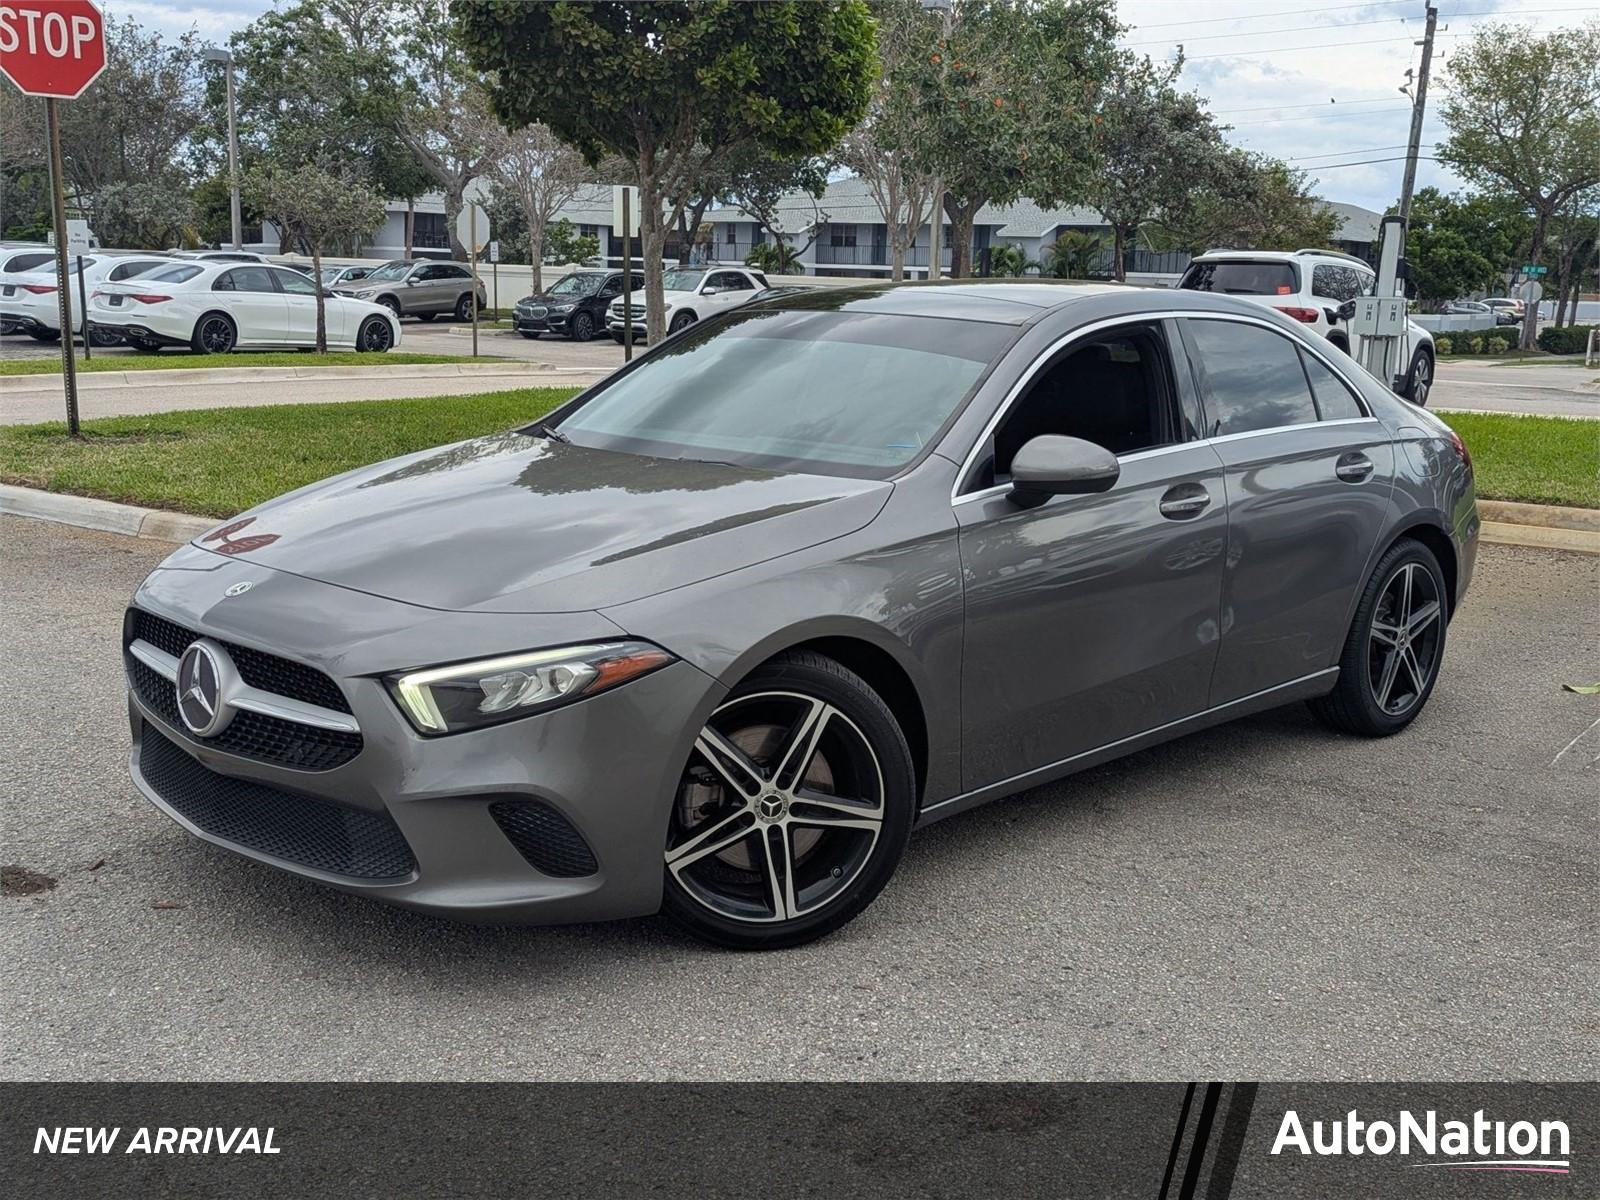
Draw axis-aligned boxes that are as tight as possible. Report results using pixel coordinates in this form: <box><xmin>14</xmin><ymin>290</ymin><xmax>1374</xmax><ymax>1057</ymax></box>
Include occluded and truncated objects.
<box><xmin>1178</xmin><ymin>249</ymin><xmax>1435</xmax><ymax>406</ymax></box>
<box><xmin>608</xmin><ymin>266</ymin><xmax>768</xmax><ymax>342</ymax></box>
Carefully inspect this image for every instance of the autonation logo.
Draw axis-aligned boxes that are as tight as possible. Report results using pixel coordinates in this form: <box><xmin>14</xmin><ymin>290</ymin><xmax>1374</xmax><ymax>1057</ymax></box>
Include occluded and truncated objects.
<box><xmin>1272</xmin><ymin>1108</ymin><xmax>1571</xmax><ymax>1176</ymax></box>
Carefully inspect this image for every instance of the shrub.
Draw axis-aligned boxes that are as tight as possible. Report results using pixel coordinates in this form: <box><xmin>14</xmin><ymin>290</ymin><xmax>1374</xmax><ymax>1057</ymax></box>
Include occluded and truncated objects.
<box><xmin>1483</xmin><ymin>332</ymin><xmax>1514</xmax><ymax>355</ymax></box>
<box><xmin>745</xmin><ymin>241</ymin><xmax>802</xmax><ymax>274</ymax></box>
<box><xmin>1536</xmin><ymin>324</ymin><xmax>1597</xmax><ymax>354</ymax></box>
<box><xmin>1464</xmin><ymin>335</ymin><xmax>1483</xmax><ymax>355</ymax></box>
<box><xmin>1435</xmin><ymin>335</ymin><xmax>1454</xmax><ymax>355</ymax></box>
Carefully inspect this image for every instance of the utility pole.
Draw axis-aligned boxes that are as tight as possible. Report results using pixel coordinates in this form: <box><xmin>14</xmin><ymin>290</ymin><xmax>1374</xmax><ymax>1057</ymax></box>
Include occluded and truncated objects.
<box><xmin>203</xmin><ymin>48</ymin><xmax>243</xmax><ymax>249</ymax></box>
<box><xmin>922</xmin><ymin>0</ymin><xmax>953</xmax><ymax>280</ymax></box>
<box><xmin>1397</xmin><ymin>2</ymin><xmax>1437</xmax><ymax>228</ymax></box>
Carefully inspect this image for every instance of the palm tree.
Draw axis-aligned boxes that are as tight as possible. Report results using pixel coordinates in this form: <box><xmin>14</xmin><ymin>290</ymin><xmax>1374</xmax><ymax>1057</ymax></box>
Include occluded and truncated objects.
<box><xmin>1046</xmin><ymin>231</ymin><xmax>1107</xmax><ymax>279</ymax></box>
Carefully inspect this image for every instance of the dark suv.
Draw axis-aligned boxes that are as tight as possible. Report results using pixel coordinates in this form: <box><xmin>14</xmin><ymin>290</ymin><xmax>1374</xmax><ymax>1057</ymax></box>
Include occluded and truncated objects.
<box><xmin>513</xmin><ymin>269</ymin><xmax>642</xmax><ymax>341</ymax></box>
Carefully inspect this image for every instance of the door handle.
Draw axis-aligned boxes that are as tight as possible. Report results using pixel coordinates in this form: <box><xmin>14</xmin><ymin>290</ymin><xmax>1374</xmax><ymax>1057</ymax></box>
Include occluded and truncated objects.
<box><xmin>1336</xmin><ymin>453</ymin><xmax>1375</xmax><ymax>483</ymax></box>
<box><xmin>1158</xmin><ymin>485</ymin><xmax>1211</xmax><ymax>520</ymax></box>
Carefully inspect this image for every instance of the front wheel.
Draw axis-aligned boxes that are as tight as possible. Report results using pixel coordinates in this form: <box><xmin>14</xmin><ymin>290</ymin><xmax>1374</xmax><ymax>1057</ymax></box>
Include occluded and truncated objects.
<box><xmin>190</xmin><ymin>313</ymin><xmax>236</xmax><ymax>355</ymax></box>
<box><xmin>1403</xmin><ymin>350</ymin><xmax>1432</xmax><ymax>406</ymax></box>
<box><xmin>1309</xmin><ymin>538</ymin><xmax>1448</xmax><ymax>736</ymax></box>
<box><xmin>668</xmin><ymin>310</ymin><xmax>696</xmax><ymax>333</ymax></box>
<box><xmin>661</xmin><ymin>652</ymin><xmax>915</xmax><ymax>949</ymax></box>
<box><xmin>568</xmin><ymin>311</ymin><xmax>596</xmax><ymax>342</ymax></box>
<box><xmin>356</xmin><ymin>316</ymin><xmax>394</xmax><ymax>353</ymax></box>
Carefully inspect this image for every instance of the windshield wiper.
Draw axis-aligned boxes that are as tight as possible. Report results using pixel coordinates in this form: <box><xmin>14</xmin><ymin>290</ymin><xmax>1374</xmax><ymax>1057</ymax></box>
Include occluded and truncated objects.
<box><xmin>531</xmin><ymin>423</ymin><xmax>569</xmax><ymax>444</ymax></box>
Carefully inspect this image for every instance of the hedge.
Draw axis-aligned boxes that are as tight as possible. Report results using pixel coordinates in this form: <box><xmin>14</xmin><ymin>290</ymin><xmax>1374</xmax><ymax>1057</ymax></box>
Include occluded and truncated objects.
<box><xmin>1536</xmin><ymin>324</ymin><xmax>1596</xmax><ymax>354</ymax></box>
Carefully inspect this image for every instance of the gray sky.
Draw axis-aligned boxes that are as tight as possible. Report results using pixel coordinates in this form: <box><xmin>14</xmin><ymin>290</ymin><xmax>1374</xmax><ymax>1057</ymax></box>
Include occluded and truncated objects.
<box><xmin>105</xmin><ymin>0</ymin><xmax>1588</xmax><ymax>213</ymax></box>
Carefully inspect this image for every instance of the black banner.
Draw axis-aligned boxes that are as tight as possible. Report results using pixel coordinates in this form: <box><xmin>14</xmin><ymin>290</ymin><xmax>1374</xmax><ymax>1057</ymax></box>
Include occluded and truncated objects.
<box><xmin>4</xmin><ymin>1083</ymin><xmax>1593</xmax><ymax>1198</ymax></box>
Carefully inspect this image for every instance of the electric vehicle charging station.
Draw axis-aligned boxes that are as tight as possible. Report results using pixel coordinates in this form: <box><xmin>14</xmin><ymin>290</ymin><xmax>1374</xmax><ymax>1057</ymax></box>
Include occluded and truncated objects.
<box><xmin>1354</xmin><ymin>214</ymin><xmax>1412</xmax><ymax>392</ymax></box>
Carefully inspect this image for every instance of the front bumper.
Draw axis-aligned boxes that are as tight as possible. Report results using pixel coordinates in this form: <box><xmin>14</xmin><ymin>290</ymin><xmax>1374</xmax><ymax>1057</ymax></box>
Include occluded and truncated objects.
<box><xmin>124</xmin><ymin>583</ymin><xmax>723</xmax><ymax>925</ymax></box>
<box><xmin>513</xmin><ymin>306</ymin><xmax>578</xmax><ymax>335</ymax></box>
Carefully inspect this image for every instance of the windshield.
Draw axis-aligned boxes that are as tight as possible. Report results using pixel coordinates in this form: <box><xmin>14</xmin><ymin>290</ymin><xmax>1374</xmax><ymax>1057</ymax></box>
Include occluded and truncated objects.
<box><xmin>662</xmin><ymin>268</ymin><xmax>705</xmax><ymax>293</ymax></box>
<box><xmin>1179</xmin><ymin>260</ymin><xmax>1299</xmax><ymax>296</ymax></box>
<box><xmin>320</xmin><ymin>267</ymin><xmax>349</xmax><ymax>285</ymax></box>
<box><xmin>147</xmin><ymin>265</ymin><xmax>204</xmax><ymax>284</ymax></box>
<box><xmin>363</xmin><ymin>261</ymin><xmax>412</xmax><ymax>282</ymax></box>
<box><xmin>548</xmin><ymin>273</ymin><xmax>603</xmax><ymax>296</ymax></box>
<box><xmin>551</xmin><ymin>310</ymin><xmax>1011</xmax><ymax>478</ymax></box>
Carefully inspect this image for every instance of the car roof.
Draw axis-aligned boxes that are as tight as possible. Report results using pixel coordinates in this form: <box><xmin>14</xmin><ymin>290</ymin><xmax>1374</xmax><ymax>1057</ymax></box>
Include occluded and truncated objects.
<box><xmin>751</xmin><ymin>279</ymin><xmax>1134</xmax><ymax>325</ymax></box>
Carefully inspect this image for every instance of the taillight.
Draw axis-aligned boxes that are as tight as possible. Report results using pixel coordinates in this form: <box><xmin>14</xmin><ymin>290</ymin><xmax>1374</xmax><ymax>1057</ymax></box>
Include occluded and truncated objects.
<box><xmin>1448</xmin><ymin>429</ymin><xmax>1472</xmax><ymax>472</ymax></box>
<box><xmin>129</xmin><ymin>294</ymin><xmax>171</xmax><ymax>304</ymax></box>
<box><xmin>20</xmin><ymin>283</ymin><xmax>56</xmax><ymax>294</ymax></box>
<box><xmin>1274</xmin><ymin>306</ymin><xmax>1320</xmax><ymax>323</ymax></box>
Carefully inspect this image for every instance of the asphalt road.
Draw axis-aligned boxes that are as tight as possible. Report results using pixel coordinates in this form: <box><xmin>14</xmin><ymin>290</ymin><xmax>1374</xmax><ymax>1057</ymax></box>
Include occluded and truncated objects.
<box><xmin>1</xmin><ymin>516</ymin><xmax>1595</xmax><ymax>1083</ymax></box>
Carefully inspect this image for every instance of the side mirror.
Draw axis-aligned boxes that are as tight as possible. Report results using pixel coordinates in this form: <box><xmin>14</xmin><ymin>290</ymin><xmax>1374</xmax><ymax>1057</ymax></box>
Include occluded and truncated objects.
<box><xmin>1009</xmin><ymin>435</ymin><xmax>1120</xmax><ymax>504</ymax></box>
<box><xmin>701</xmin><ymin>286</ymin><xmax>720</xmax><ymax>297</ymax></box>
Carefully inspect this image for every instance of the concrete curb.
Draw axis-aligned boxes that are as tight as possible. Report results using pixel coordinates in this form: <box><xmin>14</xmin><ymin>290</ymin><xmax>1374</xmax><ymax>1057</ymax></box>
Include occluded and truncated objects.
<box><xmin>3</xmin><ymin>481</ymin><xmax>1597</xmax><ymax>554</ymax></box>
<box><xmin>0</xmin><ymin>361</ymin><xmax>589</xmax><ymax>393</ymax></box>
<box><xmin>0</xmin><ymin>483</ymin><xmax>213</xmax><ymax>542</ymax></box>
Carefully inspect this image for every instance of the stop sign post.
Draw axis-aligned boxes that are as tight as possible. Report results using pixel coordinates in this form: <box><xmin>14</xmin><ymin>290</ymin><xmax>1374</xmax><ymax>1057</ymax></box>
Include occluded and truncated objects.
<box><xmin>1</xmin><ymin>0</ymin><xmax>109</xmax><ymax>437</ymax></box>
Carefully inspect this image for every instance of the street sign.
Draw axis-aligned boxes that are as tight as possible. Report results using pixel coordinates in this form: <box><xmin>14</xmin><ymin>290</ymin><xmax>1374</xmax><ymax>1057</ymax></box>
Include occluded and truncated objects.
<box><xmin>1515</xmin><ymin>280</ymin><xmax>1542</xmax><ymax>305</ymax></box>
<box><xmin>0</xmin><ymin>0</ymin><xmax>107</xmax><ymax>99</ymax></box>
<box><xmin>613</xmin><ymin>185</ymin><xmax>640</xmax><ymax>237</ymax></box>
<box><xmin>454</xmin><ymin>204</ymin><xmax>490</xmax><ymax>254</ymax></box>
<box><xmin>1521</xmin><ymin>265</ymin><xmax>1547</xmax><ymax>276</ymax></box>
<box><xmin>487</xmin><ymin>240</ymin><xmax>500</xmax><ymax>264</ymax></box>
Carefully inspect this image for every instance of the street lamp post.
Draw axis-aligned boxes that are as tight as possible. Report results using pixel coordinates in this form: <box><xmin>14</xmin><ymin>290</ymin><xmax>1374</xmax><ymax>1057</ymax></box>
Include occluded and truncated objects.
<box><xmin>921</xmin><ymin>0</ymin><xmax>954</xmax><ymax>280</ymax></box>
<box><xmin>203</xmin><ymin>48</ymin><xmax>243</xmax><ymax>250</ymax></box>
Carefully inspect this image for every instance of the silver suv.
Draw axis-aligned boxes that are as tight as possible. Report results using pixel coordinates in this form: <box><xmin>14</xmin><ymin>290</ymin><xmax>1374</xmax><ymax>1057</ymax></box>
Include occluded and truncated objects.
<box><xmin>331</xmin><ymin>260</ymin><xmax>488</xmax><ymax>322</ymax></box>
<box><xmin>1179</xmin><ymin>249</ymin><xmax>1436</xmax><ymax>406</ymax></box>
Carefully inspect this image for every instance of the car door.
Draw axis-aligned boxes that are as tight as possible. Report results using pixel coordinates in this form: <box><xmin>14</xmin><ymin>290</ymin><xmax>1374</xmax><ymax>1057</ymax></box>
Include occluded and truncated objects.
<box><xmin>954</xmin><ymin>319</ymin><xmax>1229</xmax><ymax>790</ymax></box>
<box><xmin>212</xmin><ymin>266</ymin><xmax>288</xmax><ymax>345</ymax></box>
<box><xmin>1177</xmin><ymin>315</ymin><xmax>1395</xmax><ymax>706</ymax></box>
<box><xmin>703</xmin><ymin>270</ymin><xmax>756</xmax><ymax>314</ymax></box>
<box><xmin>274</xmin><ymin>267</ymin><xmax>323</xmax><ymax>345</ymax></box>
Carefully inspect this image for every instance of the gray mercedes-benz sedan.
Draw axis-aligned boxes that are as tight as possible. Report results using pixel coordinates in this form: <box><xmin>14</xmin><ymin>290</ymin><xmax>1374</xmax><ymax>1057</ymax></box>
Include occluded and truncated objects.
<box><xmin>123</xmin><ymin>282</ymin><xmax>1478</xmax><ymax>948</ymax></box>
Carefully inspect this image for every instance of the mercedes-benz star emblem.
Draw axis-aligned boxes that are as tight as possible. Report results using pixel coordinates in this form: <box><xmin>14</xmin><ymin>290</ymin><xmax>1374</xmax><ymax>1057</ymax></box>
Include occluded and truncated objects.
<box><xmin>175</xmin><ymin>639</ymin><xmax>235</xmax><ymax>738</ymax></box>
<box><xmin>223</xmin><ymin>580</ymin><xmax>253</xmax><ymax>597</ymax></box>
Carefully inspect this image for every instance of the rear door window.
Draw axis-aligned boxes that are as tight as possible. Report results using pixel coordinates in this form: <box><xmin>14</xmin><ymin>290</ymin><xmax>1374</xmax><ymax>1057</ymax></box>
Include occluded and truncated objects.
<box><xmin>1299</xmin><ymin>350</ymin><xmax>1366</xmax><ymax>420</ymax></box>
<box><xmin>1182</xmin><ymin>318</ymin><xmax>1319</xmax><ymax>436</ymax></box>
<box><xmin>216</xmin><ymin>266</ymin><xmax>279</xmax><ymax>293</ymax></box>
<box><xmin>1179</xmin><ymin>260</ymin><xmax>1299</xmax><ymax>297</ymax></box>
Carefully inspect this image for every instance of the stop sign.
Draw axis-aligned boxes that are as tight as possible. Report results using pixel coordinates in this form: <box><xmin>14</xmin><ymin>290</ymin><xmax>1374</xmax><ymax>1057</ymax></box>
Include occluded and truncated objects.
<box><xmin>0</xmin><ymin>0</ymin><xmax>106</xmax><ymax>99</ymax></box>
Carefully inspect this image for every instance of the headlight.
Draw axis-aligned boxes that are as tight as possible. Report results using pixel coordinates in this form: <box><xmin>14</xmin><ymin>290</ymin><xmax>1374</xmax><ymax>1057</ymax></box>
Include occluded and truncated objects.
<box><xmin>353</xmin><ymin>289</ymin><xmax>375</xmax><ymax>299</ymax></box>
<box><xmin>550</xmin><ymin>303</ymin><xmax>575</xmax><ymax>313</ymax></box>
<box><xmin>387</xmin><ymin>641</ymin><xmax>674</xmax><ymax>735</ymax></box>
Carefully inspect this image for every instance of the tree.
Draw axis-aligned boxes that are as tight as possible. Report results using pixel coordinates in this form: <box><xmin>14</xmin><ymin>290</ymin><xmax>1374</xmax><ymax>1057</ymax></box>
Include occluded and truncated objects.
<box><xmin>482</xmin><ymin>123</ymin><xmax>594</xmax><ymax>291</ymax></box>
<box><xmin>1156</xmin><ymin>152</ymin><xmax>1338</xmax><ymax>257</ymax></box>
<box><xmin>544</xmin><ymin>219</ymin><xmax>601</xmax><ymax>267</ymax></box>
<box><xmin>909</xmin><ymin>0</ymin><xmax>1120</xmax><ymax>277</ymax></box>
<box><xmin>839</xmin><ymin>0</ymin><xmax>939</xmax><ymax>281</ymax></box>
<box><xmin>1379</xmin><ymin>187</ymin><xmax>1527</xmax><ymax>310</ymax></box>
<box><xmin>245</xmin><ymin>162</ymin><xmax>385</xmax><ymax>351</ymax></box>
<box><xmin>94</xmin><ymin>181</ymin><xmax>195</xmax><ymax>249</ymax></box>
<box><xmin>1437</xmin><ymin>19</ymin><xmax>1600</xmax><ymax>346</ymax></box>
<box><xmin>459</xmin><ymin>1</ymin><xmax>877</xmax><ymax>342</ymax></box>
<box><xmin>718</xmin><ymin>147</ymin><xmax>832</xmax><ymax>260</ymax></box>
<box><xmin>1083</xmin><ymin>53</ymin><xmax>1233</xmax><ymax>281</ymax></box>
<box><xmin>1044</xmin><ymin>230</ymin><xmax>1107</xmax><ymax>278</ymax></box>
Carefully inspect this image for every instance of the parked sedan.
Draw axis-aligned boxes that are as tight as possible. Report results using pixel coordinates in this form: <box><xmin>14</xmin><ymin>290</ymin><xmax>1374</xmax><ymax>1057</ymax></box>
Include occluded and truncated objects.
<box><xmin>331</xmin><ymin>259</ymin><xmax>487</xmax><ymax>322</ymax></box>
<box><xmin>89</xmin><ymin>261</ymin><xmax>401</xmax><ymax>353</ymax></box>
<box><xmin>1</xmin><ymin>254</ymin><xmax>178</xmax><ymax>344</ymax></box>
<box><xmin>606</xmin><ymin>266</ymin><xmax>768</xmax><ymax>341</ymax></box>
<box><xmin>513</xmin><ymin>268</ymin><xmax>642</xmax><ymax>341</ymax></box>
<box><xmin>318</xmin><ymin>264</ymin><xmax>373</xmax><ymax>290</ymax></box>
<box><xmin>121</xmin><ymin>283</ymin><xmax>1476</xmax><ymax>948</ymax></box>
<box><xmin>1442</xmin><ymin>300</ymin><xmax>1517</xmax><ymax>326</ymax></box>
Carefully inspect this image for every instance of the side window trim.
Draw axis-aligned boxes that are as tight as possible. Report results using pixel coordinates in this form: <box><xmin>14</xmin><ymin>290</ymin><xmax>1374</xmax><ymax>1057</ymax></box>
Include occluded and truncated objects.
<box><xmin>1182</xmin><ymin>314</ymin><xmax>1373</xmax><ymax>434</ymax></box>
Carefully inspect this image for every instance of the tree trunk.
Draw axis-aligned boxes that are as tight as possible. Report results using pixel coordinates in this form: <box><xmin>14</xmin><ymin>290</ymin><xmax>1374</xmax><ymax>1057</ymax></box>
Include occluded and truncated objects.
<box><xmin>312</xmin><ymin>243</ymin><xmax>327</xmax><ymax>354</ymax></box>
<box><xmin>684</xmin><ymin>194</ymin><xmax>712</xmax><ymax>263</ymax></box>
<box><xmin>639</xmin><ymin>173</ymin><xmax>669</xmax><ymax>344</ymax></box>
<box><xmin>445</xmin><ymin>183</ymin><xmax>467</xmax><ymax>262</ymax></box>
<box><xmin>1520</xmin><ymin>210</ymin><xmax>1549</xmax><ymax>350</ymax></box>
<box><xmin>888</xmin><ymin>173</ymin><xmax>904</xmax><ymax>282</ymax></box>
<box><xmin>946</xmin><ymin>196</ymin><xmax>978</xmax><ymax>279</ymax></box>
<box><xmin>1112</xmin><ymin>224</ymin><xmax>1128</xmax><ymax>283</ymax></box>
<box><xmin>404</xmin><ymin>200</ymin><xmax>415</xmax><ymax>259</ymax></box>
<box><xmin>676</xmin><ymin>208</ymin><xmax>690</xmax><ymax>266</ymax></box>
<box><xmin>523</xmin><ymin>201</ymin><xmax>543</xmax><ymax>293</ymax></box>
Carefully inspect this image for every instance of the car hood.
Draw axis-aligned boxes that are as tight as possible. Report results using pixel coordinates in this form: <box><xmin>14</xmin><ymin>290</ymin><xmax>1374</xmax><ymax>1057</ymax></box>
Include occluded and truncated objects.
<box><xmin>189</xmin><ymin>431</ymin><xmax>892</xmax><ymax>614</ymax></box>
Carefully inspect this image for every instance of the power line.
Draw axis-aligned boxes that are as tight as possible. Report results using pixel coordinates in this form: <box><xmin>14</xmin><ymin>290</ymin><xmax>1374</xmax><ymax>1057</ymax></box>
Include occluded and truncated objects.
<box><xmin>1300</xmin><ymin>155</ymin><xmax>1442</xmax><ymax>170</ymax></box>
<box><xmin>1227</xmin><ymin>105</ymin><xmax>1414</xmax><ymax>127</ymax></box>
<box><xmin>1131</xmin><ymin>0</ymin><xmax>1417</xmax><ymax>32</ymax></box>
<box><xmin>1211</xmin><ymin>96</ymin><xmax>1407</xmax><ymax>115</ymax></box>
<box><xmin>1287</xmin><ymin>145</ymin><xmax>1414</xmax><ymax>160</ymax></box>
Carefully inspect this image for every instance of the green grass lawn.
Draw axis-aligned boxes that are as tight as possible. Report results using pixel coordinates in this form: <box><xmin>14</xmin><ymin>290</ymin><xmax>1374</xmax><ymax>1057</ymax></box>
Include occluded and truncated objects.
<box><xmin>0</xmin><ymin>388</ymin><xmax>577</xmax><ymax>517</ymax></box>
<box><xmin>0</xmin><ymin>350</ymin><xmax>502</xmax><ymax>377</ymax></box>
<box><xmin>1444</xmin><ymin>411</ymin><xmax>1599</xmax><ymax>509</ymax></box>
<box><xmin>0</xmin><ymin>393</ymin><xmax>1593</xmax><ymax>517</ymax></box>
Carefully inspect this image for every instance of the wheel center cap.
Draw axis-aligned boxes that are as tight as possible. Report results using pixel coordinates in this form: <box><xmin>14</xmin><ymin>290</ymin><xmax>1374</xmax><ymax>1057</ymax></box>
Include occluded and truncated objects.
<box><xmin>757</xmin><ymin>794</ymin><xmax>788</xmax><ymax>822</ymax></box>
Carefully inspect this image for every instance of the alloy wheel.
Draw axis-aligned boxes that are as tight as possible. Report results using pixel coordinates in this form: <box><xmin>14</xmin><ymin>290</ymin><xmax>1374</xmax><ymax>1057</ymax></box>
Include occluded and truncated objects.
<box><xmin>1367</xmin><ymin>562</ymin><xmax>1442</xmax><ymax>716</ymax></box>
<box><xmin>359</xmin><ymin>318</ymin><xmax>393</xmax><ymax>352</ymax></box>
<box><xmin>198</xmin><ymin>316</ymin><xmax>234</xmax><ymax>354</ymax></box>
<box><xmin>1409</xmin><ymin>354</ymin><xmax>1431</xmax><ymax>405</ymax></box>
<box><xmin>666</xmin><ymin>691</ymin><xmax>885</xmax><ymax>925</ymax></box>
<box><xmin>570</xmin><ymin>312</ymin><xmax>594</xmax><ymax>341</ymax></box>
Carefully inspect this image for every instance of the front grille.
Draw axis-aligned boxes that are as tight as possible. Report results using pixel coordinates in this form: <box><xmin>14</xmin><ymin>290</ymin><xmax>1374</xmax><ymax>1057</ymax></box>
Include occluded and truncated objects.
<box><xmin>126</xmin><ymin>609</ymin><xmax>363</xmax><ymax>771</ymax></box>
<box><xmin>129</xmin><ymin>609</ymin><xmax>351</xmax><ymax>714</ymax></box>
<box><xmin>139</xmin><ymin>728</ymin><xmax>414</xmax><ymax>880</ymax></box>
<box><xmin>490</xmin><ymin>800</ymin><xmax>598</xmax><ymax>877</ymax></box>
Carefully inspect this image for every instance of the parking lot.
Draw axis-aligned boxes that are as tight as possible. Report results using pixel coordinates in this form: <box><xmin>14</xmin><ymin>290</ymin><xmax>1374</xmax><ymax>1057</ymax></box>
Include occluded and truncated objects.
<box><xmin>1</xmin><ymin>515</ymin><xmax>1594</xmax><ymax>1082</ymax></box>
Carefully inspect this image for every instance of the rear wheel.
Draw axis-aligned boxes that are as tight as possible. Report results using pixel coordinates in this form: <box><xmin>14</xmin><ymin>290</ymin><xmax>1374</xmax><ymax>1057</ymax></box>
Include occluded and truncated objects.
<box><xmin>1309</xmin><ymin>538</ymin><xmax>1448</xmax><ymax>736</ymax></box>
<box><xmin>190</xmin><ymin>313</ymin><xmax>236</xmax><ymax>355</ymax></box>
<box><xmin>1403</xmin><ymin>349</ymin><xmax>1432</xmax><ymax>406</ymax></box>
<box><xmin>669</xmin><ymin>310</ymin><xmax>696</xmax><ymax>333</ymax></box>
<box><xmin>26</xmin><ymin>329</ymin><xmax>59</xmax><ymax>343</ymax></box>
<box><xmin>661</xmin><ymin>652</ymin><xmax>915</xmax><ymax>950</ymax></box>
<box><xmin>356</xmin><ymin>316</ymin><xmax>394</xmax><ymax>353</ymax></box>
<box><xmin>87</xmin><ymin>326</ymin><xmax>123</xmax><ymax>348</ymax></box>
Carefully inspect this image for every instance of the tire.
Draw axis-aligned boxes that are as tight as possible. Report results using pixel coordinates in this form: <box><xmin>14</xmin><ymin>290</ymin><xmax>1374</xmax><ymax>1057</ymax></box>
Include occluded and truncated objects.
<box><xmin>455</xmin><ymin>293</ymin><xmax>475</xmax><ymax>321</ymax></box>
<box><xmin>1327</xmin><ymin>335</ymin><xmax>1350</xmax><ymax>357</ymax></box>
<box><xmin>190</xmin><ymin>313</ymin><xmax>236</xmax><ymax>355</ymax></box>
<box><xmin>669</xmin><ymin>310</ymin><xmax>696</xmax><ymax>333</ymax></box>
<box><xmin>661</xmin><ymin>651</ymin><xmax>916</xmax><ymax>949</ymax></box>
<box><xmin>379</xmin><ymin>296</ymin><xmax>402</xmax><ymax>320</ymax></box>
<box><xmin>1308</xmin><ymin>537</ymin><xmax>1449</xmax><ymax>737</ymax></box>
<box><xmin>87</xmin><ymin>327</ymin><xmax>123</xmax><ymax>348</ymax></box>
<box><xmin>1403</xmin><ymin>349</ymin><xmax>1433</xmax><ymax>406</ymax></box>
<box><xmin>26</xmin><ymin>329</ymin><xmax>59</xmax><ymax>343</ymax></box>
<box><xmin>415</xmin><ymin>312</ymin><xmax>437</xmax><ymax>323</ymax></box>
<box><xmin>356</xmin><ymin>316</ymin><xmax>394</xmax><ymax>353</ymax></box>
<box><xmin>611</xmin><ymin>331</ymin><xmax>627</xmax><ymax>345</ymax></box>
<box><xmin>568</xmin><ymin>310</ymin><xmax>596</xmax><ymax>342</ymax></box>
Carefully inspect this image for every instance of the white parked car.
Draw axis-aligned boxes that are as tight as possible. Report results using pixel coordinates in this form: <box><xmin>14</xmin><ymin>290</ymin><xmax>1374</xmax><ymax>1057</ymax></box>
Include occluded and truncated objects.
<box><xmin>169</xmin><ymin>250</ymin><xmax>270</xmax><ymax>264</ymax></box>
<box><xmin>1178</xmin><ymin>248</ymin><xmax>1436</xmax><ymax>405</ymax></box>
<box><xmin>607</xmin><ymin>266</ymin><xmax>768</xmax><ymax>342</ymax></box>
<box><xmin>0</xmin><ymin>254</ymin><xmax>179</xmax><ymax>344</ymax></box>
<box><xmin>88</xmin><ymin>261</ymin><xmax>402</xmax><ymax>354</ymax></box>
